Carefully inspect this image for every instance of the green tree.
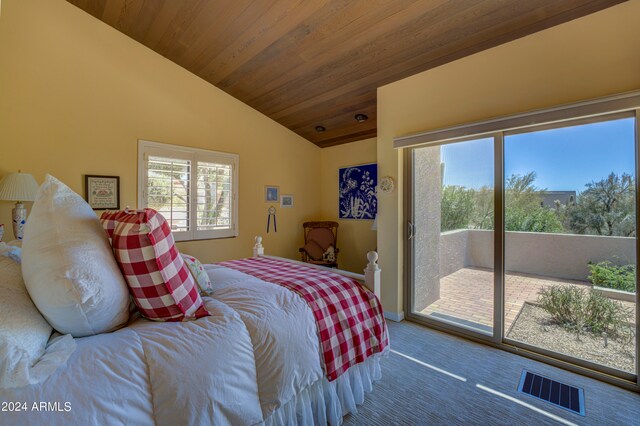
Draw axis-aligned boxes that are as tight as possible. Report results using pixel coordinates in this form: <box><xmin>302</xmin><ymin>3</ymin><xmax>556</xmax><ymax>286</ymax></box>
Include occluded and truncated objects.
<box><xmin>472</xmin><ymin>185</ymin><xmax>494</xmax><ymax>230</ymax></box>
<box><xmin>567</xmin><ymin>172</ymin><xmax>635</xmax><ymax>237</ymax></box>
<box><xmin>441</xmin><ymin>185</ymin><xmax>474</xmax><ymax>231</ymax></box>
<box><xmin>506</xmin><ymin>205</ymin><xmax>564</xmax><ymax>233</ymax></box>
<box><xmin>505</xmin><ymin>172</ymin><xmax>563</xmax><ymax>233</ymax></box>
<box><xmin>440</xmin><ymin>172</ymin><xmax>567</xmax><ymax>233</ymax></box>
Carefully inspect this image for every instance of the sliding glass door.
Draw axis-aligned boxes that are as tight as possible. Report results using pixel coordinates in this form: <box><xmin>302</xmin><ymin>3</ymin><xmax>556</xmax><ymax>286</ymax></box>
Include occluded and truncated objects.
<box><xmin>406</xmin><ymin>107</ymin><xmax>639</xmax><ymax>384</ymax></box>
<box><xmin>503</xmin><ymin>116</ymin><xmax>637</xmax><ymax>377</ymax></box>
<box><xmin>408</xmin><ymin>137</ymin><xmax>496</xmax><ymax>336</ymax></box>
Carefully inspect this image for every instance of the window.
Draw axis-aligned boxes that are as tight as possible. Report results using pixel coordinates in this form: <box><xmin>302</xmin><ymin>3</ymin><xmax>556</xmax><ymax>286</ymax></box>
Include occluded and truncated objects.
<box><xmin>138</xmin><ymin>140</ymin><xmax>239</xmax><ymax>241</ymax></box>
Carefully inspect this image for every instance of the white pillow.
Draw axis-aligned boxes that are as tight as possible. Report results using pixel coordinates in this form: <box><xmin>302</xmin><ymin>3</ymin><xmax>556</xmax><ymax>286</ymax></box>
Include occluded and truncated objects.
<box><xmin>0</xmin><ymin>250</ymin><xmax>76</xmax><ymax>389</ymax></box>
<box><xmin>22</xmin><ymin>175</ymin><xmax>130</xmax><ymax>337</ymax></box>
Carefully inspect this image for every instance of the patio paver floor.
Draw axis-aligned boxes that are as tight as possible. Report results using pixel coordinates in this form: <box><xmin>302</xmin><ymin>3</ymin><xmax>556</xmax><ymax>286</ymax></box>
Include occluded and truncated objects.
<box><xmin>419</xmin><ymin>267</ymin><xmax>635</xmax><ymax>333</ymax></box>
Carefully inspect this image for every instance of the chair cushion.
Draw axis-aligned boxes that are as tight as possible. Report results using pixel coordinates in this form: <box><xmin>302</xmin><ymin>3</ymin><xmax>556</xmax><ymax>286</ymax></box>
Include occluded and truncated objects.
<box><xmin>22</xmin><ymin>175</ymin><xmax>130</xmax><ymax>337</ymax></box>
<box><xmin>303</xmin><ymin>240</ymin><xmax>325</xmax><ymax>261</ymax></box>
<box><xmin>110</xmin><ymin>209</ymin><xmax>209</xmax><ymax>322</ymax></box>
<box><xmin>306</xmin><ymin>227</ymin><xmax>335</xmax><ymax>251</ymax></box>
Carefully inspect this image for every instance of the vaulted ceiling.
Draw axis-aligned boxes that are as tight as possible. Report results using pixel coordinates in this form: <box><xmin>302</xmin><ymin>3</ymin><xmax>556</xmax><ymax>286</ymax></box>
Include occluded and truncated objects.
<box><xmin>67</xmin><ymin>0</ymin><xmax>624</xmax><ymax>148</ymax></box>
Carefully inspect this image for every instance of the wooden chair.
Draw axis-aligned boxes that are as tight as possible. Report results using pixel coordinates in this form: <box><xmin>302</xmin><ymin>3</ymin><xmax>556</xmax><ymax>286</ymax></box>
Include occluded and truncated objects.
<box><xmin>299</xmin><ymin>221</ymin><xmax>339</xmax><ymax>268</ymax></box>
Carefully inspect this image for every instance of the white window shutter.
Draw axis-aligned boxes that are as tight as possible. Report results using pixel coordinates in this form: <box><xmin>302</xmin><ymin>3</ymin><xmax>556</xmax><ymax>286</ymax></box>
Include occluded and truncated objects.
<box><xmin>138</xmin><ymin>140</ymin><xmax>239</xmax><ymax>241</ymax></box>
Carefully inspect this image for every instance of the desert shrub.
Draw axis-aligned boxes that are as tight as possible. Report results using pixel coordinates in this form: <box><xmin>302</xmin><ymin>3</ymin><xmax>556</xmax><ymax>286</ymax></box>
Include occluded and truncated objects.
<box><xmin>587</xmin><ymin>261</ymin><xmax>636</xmax><ymax>293</ymax></box>
<box><xmin>538</xmin><ymin>285</ymin><xmax>633</xmax><ymax>342</ymax></box>
<box><xmin>537</xmin><ymin>286</ymin><xmax>587</xmax><ymax>329</ymax></box>
<box><xmin>587</xmin><ymin>291</ymin><xmax>631</xmax><ymax>338</ymax></box>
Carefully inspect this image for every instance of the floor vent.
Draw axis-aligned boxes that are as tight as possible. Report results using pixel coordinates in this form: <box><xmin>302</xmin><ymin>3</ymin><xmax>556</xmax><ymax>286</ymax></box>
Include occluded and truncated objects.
<box><xmin>518</xmin><ymin>370</ymin><xmax>585</xmax><ymax>416</ymax></box>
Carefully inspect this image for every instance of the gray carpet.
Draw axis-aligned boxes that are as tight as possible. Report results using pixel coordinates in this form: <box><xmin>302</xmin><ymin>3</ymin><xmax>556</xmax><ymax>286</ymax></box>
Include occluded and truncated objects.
<box><xmin>343</xmin><ymin>321</ymin><xmax>640</xmax><ymax>425</ymax></box>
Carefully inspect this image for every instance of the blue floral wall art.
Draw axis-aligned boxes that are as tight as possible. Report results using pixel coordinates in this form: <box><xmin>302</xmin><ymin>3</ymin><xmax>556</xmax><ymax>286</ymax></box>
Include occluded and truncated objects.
<box><xmin>339</xmin><ymin>163</ymin><xmax>377</xmax><ymax>220</ymax></box>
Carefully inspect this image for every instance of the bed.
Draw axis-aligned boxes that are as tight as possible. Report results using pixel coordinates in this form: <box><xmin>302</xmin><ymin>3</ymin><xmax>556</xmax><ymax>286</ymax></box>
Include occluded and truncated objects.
<box><xmin>0</xmin><ymin>235</ymin><xmax>388</xmax><ymax>426</ymax></box>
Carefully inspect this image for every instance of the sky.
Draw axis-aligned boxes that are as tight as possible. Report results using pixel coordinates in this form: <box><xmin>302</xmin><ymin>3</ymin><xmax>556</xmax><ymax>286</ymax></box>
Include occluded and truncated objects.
<box><xmin>441</xmin><ymin>117</ymin><xmax>635</xmax><ymax>192</ymax></box>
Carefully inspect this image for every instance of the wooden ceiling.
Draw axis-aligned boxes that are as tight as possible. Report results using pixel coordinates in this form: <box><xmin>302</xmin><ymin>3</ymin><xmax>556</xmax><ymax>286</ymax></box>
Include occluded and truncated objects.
<box><xmin>67</xmin><ymin>0</ymin><xmax>624</xmax><ymax>148</ymax></box>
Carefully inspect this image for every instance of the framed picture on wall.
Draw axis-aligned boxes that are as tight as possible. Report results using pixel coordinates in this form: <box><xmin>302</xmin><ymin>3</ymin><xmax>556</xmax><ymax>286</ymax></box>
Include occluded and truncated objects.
<box><xmin>280</xmin><ymin>194</ymin><xmax>294</xmax><ymax>208</ymax></box>
<box><xmin>85</xmin><ymin>175</ymin><xmax>120</xmax><ymax>210</ymax></box>
<box><xmin>265</xmin><ymin>185</ymin><xmax>279</xmax><ymax>202</ymax></box>
<box><xmin>338</xmin><ymin>163</ymin><xmax>377</xmax><ymax>219</ymax></box>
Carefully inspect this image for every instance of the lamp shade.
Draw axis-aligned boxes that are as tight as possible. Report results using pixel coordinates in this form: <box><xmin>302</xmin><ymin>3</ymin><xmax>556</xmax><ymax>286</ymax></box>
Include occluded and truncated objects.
<box><xmin>0</xmin><ymin>172</ymin><xmax>39</xmax><ymax>202</ymax></box>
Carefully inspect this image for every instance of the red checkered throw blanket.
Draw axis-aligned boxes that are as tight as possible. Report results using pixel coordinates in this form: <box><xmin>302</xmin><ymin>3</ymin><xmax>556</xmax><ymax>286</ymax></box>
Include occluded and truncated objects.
<box><xmin>218</xmin><ymin>257</ymin><xmax>388</xmax><ymax>381</ymax></box>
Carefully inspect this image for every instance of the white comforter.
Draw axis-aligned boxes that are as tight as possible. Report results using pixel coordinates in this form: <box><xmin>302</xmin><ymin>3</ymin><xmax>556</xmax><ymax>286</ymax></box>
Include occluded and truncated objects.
<box><xmin>0</xmin><ymin>265</ymin><xmax>332</xmax><ymax>425</ymax></box>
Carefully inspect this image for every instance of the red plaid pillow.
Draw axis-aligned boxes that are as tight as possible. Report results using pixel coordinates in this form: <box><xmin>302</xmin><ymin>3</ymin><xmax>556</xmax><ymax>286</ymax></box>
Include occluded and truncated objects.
<box><xmin>109</xmin><ymin>209</ymin><xmax>209</xmax><ymax>322</ymax></box>
<box><xmin>99</xmin><ymin>210</ymin><xmax>120</xmax><ymax>243</ymax></box>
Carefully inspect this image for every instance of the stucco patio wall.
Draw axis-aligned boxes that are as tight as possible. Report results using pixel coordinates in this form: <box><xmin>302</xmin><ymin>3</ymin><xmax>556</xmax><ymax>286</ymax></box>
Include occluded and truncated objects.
<box><xmin>440</xmin><ymin>229</ymin><xmax>635</xmax><ymax>281</ymax></box>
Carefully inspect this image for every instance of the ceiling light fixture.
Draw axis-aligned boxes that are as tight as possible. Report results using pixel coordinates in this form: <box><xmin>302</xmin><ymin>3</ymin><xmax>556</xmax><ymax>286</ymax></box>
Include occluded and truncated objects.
<box><xmin>315</xmin><ymin>125</ymin><xmax>326</xmax><ymax>133</ymax></box>
<box><xmin>355</xmin><ymin>113</ymin><xmax>368</xmax><ymax>123</ymax></box>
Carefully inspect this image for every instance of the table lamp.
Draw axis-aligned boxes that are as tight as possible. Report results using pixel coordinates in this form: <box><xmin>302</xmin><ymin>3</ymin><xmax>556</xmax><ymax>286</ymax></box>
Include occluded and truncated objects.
<box><xmin>0</xmin><ymin>171</ymin><xmax>39</xmax><ymax>240</ymax></box>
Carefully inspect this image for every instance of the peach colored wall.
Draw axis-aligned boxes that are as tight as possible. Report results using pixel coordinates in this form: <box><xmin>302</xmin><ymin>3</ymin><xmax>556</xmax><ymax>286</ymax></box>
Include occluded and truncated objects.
<box><xmin>377</xmin><ymin>1</ymin><xmax>640</xmax><ymax>316</ymax></box>
<box><xmin>319</xmin><ymin>138</ymin><xmax>377</xmax><ymax>273</ymax></box>
<box><xmin>0</xmin><ymin>0</ymin><xmax>322</xmax><ymax>262</ymax></box>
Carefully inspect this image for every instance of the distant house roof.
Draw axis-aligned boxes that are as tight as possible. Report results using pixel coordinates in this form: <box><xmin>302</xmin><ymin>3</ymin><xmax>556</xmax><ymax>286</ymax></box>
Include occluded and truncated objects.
<box><xmin>540</xmin><ymin>191</ymin><xmax>576</xmax><ymax>207</ymax></box>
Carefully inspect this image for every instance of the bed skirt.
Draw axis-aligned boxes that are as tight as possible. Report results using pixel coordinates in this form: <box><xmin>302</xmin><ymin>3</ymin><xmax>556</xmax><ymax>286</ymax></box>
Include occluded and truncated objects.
<box><xmin>264</xmin><ymin>350</ymin><xmax>387</xmax><ymax>426</ymax></box>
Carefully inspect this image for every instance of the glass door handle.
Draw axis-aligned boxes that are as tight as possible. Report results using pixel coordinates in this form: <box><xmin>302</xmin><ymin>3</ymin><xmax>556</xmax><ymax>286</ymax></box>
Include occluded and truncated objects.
<box><xmin>407</xmin><ymin>222</ymin><xmax>415</xmax><ymax>240</ymax></box>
